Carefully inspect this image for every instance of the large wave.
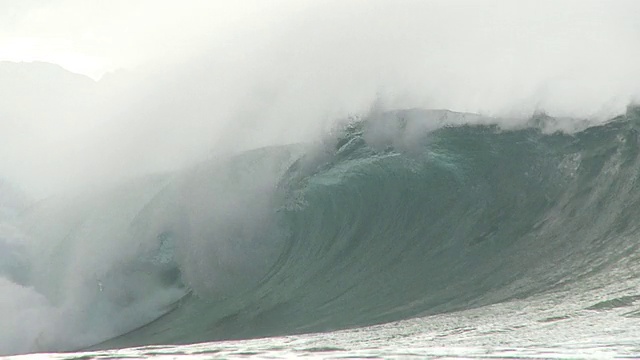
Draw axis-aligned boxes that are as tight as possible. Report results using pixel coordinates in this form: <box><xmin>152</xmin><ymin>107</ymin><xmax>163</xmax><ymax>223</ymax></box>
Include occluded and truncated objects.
<box><xmin>2</xmin><ymin>106</ymin><xmax>640</xmax><ymax>355</ymax></box>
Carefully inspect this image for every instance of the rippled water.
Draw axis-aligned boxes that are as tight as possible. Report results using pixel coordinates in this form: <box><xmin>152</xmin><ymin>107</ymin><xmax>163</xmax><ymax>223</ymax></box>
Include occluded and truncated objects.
<box><xmin>11</xmin><ymin>266</ymin><xmax>640</xmax><ymax>359</ymax></box>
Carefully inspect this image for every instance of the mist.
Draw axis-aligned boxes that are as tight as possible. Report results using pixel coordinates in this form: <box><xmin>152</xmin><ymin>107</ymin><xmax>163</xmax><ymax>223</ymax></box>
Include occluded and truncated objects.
<box><xmin>1</xmin><ymin>0</ymin><xmax>639</xmax><ymax>198</ymax></box>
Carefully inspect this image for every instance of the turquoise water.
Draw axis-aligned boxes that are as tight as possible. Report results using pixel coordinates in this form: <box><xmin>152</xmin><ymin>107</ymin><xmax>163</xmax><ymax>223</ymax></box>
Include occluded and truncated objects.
<box><xmin>2</xmin><ymin>107</ymin><xmax>640</xmax><ymax>358</ymax></box>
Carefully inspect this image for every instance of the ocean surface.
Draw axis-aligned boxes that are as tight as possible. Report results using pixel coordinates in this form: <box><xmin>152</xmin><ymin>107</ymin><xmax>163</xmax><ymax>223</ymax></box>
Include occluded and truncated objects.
<box><xmin>3</xmin><ymin>107</ymin><xmax>640</xmax><ymax>359</ymax></box>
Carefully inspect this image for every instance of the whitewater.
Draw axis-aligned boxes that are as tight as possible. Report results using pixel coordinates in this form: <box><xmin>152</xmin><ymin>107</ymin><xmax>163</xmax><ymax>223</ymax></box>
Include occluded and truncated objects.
<box><xmin>1</xmin><ymin>106</ymin><xmax>639</xmax><ymax>358</ymax></box>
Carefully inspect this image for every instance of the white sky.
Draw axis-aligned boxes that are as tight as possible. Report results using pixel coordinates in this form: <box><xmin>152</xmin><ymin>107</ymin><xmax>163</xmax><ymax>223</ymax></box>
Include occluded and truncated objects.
<box><xmin>1</xmin><ymin>0</ymin><xmax>638</xmax><ymax>82</ymax></box>
<box><xmin>0</xmin><ymin>0</ymin><xmax>309</xmax><ymax>78</ymax></box>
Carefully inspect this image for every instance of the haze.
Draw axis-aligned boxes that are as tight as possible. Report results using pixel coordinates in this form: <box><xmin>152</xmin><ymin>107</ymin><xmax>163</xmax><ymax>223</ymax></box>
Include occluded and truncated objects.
<box><xmin>1</xmin><ymin>0</ymin><xmax>639</xmax><ymax>197</ymax></box>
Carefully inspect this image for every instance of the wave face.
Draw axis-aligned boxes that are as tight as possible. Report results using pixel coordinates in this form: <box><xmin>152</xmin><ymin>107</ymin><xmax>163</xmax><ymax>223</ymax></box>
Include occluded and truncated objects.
<box><xmin>3</xmin><ymin>107</ymin><xmax>640</xmax><ymax>354</ymax></box>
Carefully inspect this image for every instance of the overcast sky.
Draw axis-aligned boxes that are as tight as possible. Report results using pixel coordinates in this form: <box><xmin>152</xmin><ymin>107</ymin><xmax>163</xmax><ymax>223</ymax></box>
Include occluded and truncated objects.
<box><xmin>1</xmin><ymin>1</ymin><xmax>638</xmax><ymax>81</ymax></box>
<box><xmin>1</xmin><ymin>0</ymin><xmax>640</xmax><ymax>196</ymax></box>
<box><xmin>0</xmin><ymin>0</ymin><xmax>309</xmax><ymax>78</ymax></box>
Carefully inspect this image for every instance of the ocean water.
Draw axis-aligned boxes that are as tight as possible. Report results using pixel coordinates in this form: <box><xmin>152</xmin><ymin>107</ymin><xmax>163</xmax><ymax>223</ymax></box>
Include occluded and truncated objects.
<box><xmin>3</xmin><ymin>107</ymin><xmax>640</xmax><ymax>358</ymax></box>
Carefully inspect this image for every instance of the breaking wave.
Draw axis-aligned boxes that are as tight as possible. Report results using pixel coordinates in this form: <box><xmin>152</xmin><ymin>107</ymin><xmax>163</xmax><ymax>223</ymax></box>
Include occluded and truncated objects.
<box><xmin>2</xmin><ymin>106</ymin><xmax>640</xmax><ymax>355</ymax></box>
